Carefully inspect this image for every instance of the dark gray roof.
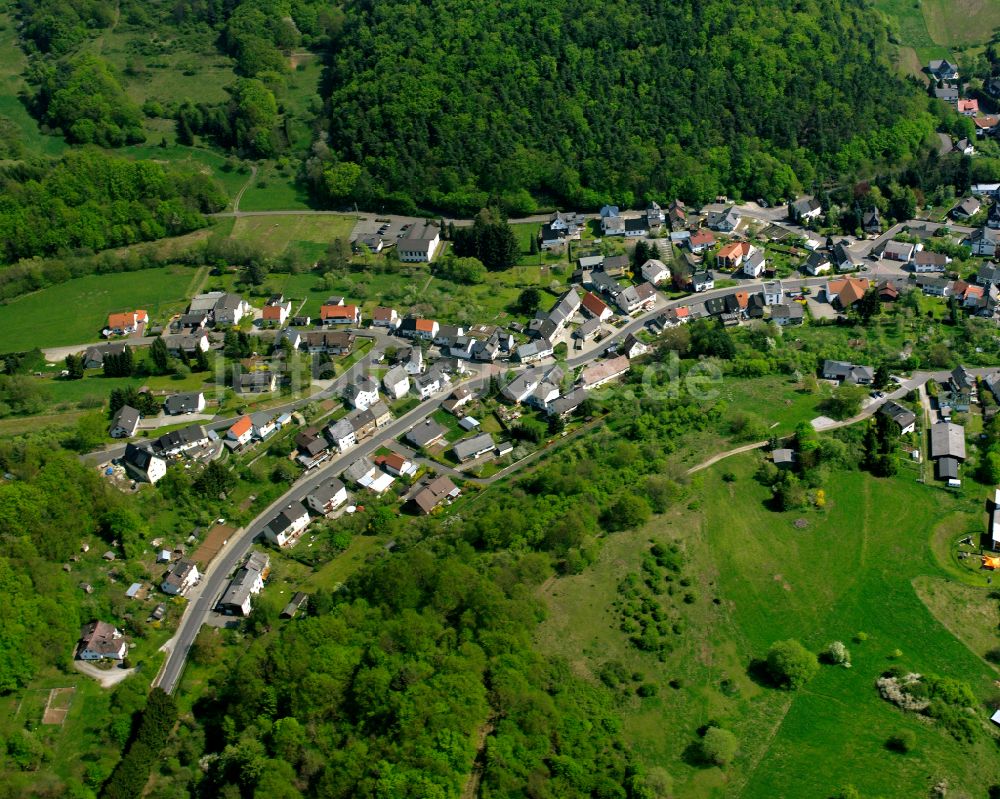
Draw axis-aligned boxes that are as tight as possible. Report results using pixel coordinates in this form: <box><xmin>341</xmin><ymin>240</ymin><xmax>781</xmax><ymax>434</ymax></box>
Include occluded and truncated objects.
<box><xmin>453</xmin><ymin>433</ymin><xmax>496</xmax><ymax>461</ymax></box>
<box><xmin>929</xmin><ymin>422</ymin><xmax>966</xmax><ymax>460</ymax></box>
<box><xmin>123</xmin><ymin>443</ymin><xmax>159</xmax><ymax>471</ymax></box>
<box><xmin>112</xmin><ymin>405</ymin><xmax>140</xmax><ymax>431</ymax></box>
<box><xmin>405</xmin><ymin>420</ymin><xmax>448</xmax><ymax>448</ymax></box>
<box><xmin>164</xmin><ymin>392</ymin><xmax>203</xmax><ymax>414</ymax></box>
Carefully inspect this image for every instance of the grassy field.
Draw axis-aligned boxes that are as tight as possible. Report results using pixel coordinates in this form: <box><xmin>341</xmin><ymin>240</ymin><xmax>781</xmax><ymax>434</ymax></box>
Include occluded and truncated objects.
<box><xmin>0</xmin><ymin>265</ymin><xmax>206</xmax><ymax>352</ymax></box>
<box><xmin>922</xmin><ymin>0</ymin><xmax>1000</xmax><ymax>47</ymax></box>
<box><xmin>229</xmin><ymin>214</ymin><xmax>357</xmax><ymax>257</ymax></box>
<box><xmin>537</xmin><ymin>455</ymin><xmax>1000</xmax><ymax>798</ymax></box>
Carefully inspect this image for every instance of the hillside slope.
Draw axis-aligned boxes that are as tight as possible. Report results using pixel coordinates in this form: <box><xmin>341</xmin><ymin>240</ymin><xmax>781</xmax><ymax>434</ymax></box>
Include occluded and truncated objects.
<box><xmin>321</xmin><ymin>0</ymin><xmax>931</xmax><ymax>212</ymax></box>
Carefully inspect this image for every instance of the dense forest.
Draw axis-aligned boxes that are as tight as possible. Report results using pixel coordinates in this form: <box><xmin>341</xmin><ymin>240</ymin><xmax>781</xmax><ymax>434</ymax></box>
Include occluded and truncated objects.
<box><xmin>311</xmin><ymin>0</ymin><xmax>935</xmax><ymax>213</ymax></box>
<box><xmin>0</xmin><ymin>149</ymin><xmax>226</xmax><ymax>263</ymax></box>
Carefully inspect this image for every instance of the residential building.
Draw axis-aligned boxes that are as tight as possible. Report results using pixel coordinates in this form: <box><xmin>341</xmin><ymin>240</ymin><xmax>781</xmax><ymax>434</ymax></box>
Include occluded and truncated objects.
<box><xmin>952</xmin><ymin>196</ymin><xmax>982</xmax><ymax>220</ymax></box>
<box><xmin>453</xmin><ymin>433</ymin><xmax>496</xmax><ymax>462</ymax></box>
<box><xmin>413</xmin><ymin>367</ymin><xmax>449</xmax><ymax>399</ymax></box>
<box><xmin>826</xmin><ymin>277</ymin><xmax>870</xmax><ymax>310</ymax></box>
<box><xmin>238</xmin><ymin>371</ymin><xmax>278</xmax><ymax>394</ymax></box>
<box><xmin>831</xmin><ymin>242</ymin><xmax>855</xmax><ymax>272</ymax></box>
<box><xmin>989</xmin><ymin>202</ymin><xmax>1000</xmax><ymax>229</ymax></box>
<box><xmin>601</xmin><ymin>215</ymin><xmax>626</xmax><ymax>236</ymax></box>
<box><xmin>344</xmin><ymin>457</ymin><xmax>395</xmax><ymax>493</ymax></box>
<box><xmin>879</xmin><ymin>401</ymin><xmax>917</xmax><ymax>435</ymax></box>
<box><xmin>398</xmin><ymin>221</ymin><xmax>441</xmax><ymax>262</ymax></box>
<box><xmin>105</xmin><ymin>310</ymin><xmax>148</xmax><ymax>336</ymax></box>
<box><xmin>789</xmin><ymin>196</ymin><xmax>822</xmax><ymax>222</ymax></box>
<box><xmin>763</xmin><ymin>280</ymin><xmax>784</xmax><ymax>305</ymax></box>
<box><xmin>862</xmin><ymin>208</ymin><xmax>882</xmax><ymax>235</ymax></box>
<box><xmin>434</xmin><ymin>324</ymin><xmax>465</xmax><ymax>348</ymax></box>
<box><xmin>152</xmin><ymin>424</ymin><xmax>210</xmax><ymax>457</ymax></box>
<box><xmin>579</xmin><ymin>355</ymin><xmax>630</xmax><ymax>389</ymax></box>
<box><xmin>978</xmin><ymin>263</ymin><xmax>1000</xmax><ymax>286</ymax></box>
<box><xmin>404</xmin><ymin>347</ymin><xmax>424</xmax><ymax>375</ymax></box>
<box><xmin>516</xmin><ymin>338</ymin><xmax>554</xmax><ymax>363</ymax></box>
<box><xmin>123</xmin><ymin>443</ymin><xmax>167</xmax><ymax>484</ymax></box>
<box><xmin>621</xmin><ymin>333</ymin><xmax>648</xmax><ymax>359</ymax></box>
<box><xmin>688</xmin><ymin>229</ymin><xmax>715</xmax><ymax>253</ymax></box>
<box><xmin>958</xmin><ymin>98</ymin><xmax>979</xmax><ymax>116</ymax></box>
<box><xmin>915</xmin><ymin>274</ymin><xmax>953</xmax><ymax>296</ymax></box>
<box><xmin>406</xmin><ymin>419</ymin><xmax>448</xmax><ymax>449</ymax></box>
<box><xmin>822</xmin><ymin>359</ymin><xmax>874</xmax><ymax>384</ymax></box>
<box><xmin>574</xmin><ymin>316</ymin><xmax>603</xmax><ymax>341</ymax></box>
<box><xmin>303</xmin><ymin>330</ymin><xmax>355</xmax><ymax>355</ymax></box>
<box><xmin>581</xmin><ymin>291</ymin><xmax>613</xmax><ymax>321</ymax></box>
<box><xmin>913</xmin><ymin>251</ymin><xmax>950</xmax><ymax>273</ymax></box>
<box><xmin>263</xmin><ymin>501</ymin><xmax>311</xmax><ymax>547</ymax></box>
<box><xmin>227</xmin><ymin>415</ymin><xmax>254</xmax><ymax>448</ymax></box>
<box><xmin>307</xmin><ymin>478</ymin><xmax>348</xmax><ymax>515</ymax></box>
<box><xmin>706</xmin><ymin>206</ymin><xmax>740</xmax><ymax>232</ymax></box>
<box><xmin>109</xmin><ymin>405</ymin><xmax>140</xmax><ymax>438</ymax></box>
<box><xmin>83</xmin><ymin>342</ymin><xmax>126</xmax><ymax>369</ymax></box>
<box><xmin>966</xmin><ymin>227</ymin><xmax>1000</xmax><ymax>257</ymax></box>
<box><xmin>325</xmin><ymin>418</ymin><xmax>357</xmax><ymax>453</ymax></box>
<box><xmin>716</xmin><ymin>241</ymin><xmax>752</xmax><ymax>270</ymax></box>
<box><xmin>640</xmin><ymin>259</ymin><xmax>670</xmax><ymax>286</ymax></box>
<box><xmin>375</xmin><ymin>453</ymin><xmax>418</xmax><ymax>477</ymax></box>
<box><xmin>691</xmin><ymin>270</ymin><xmax>714</xmax><ymax>292</ymax></box>
<box><xmin>742</xmin><ymin>249</ymin><xmax>766</xmax><ymax>278</ymax></box>
<box><xmin>412</xmin><ymin>475</ymin><xmax>461</xmax><ymax>514</ymax></box>
<box><xmin>602</xmin><ymin>254</ymin><xmax>630</xmax><ymax>277</ymax></box>
<box><xmin>344</xmin><ymin>379</ymin><xmax>380</xmax><ymax>410</ymax></box>
<box><xmin>382</xmin><ymin>365</ymin><xmax>410</xmax><ymax>400</ymax></box>
<box><xmin>161</xmin><ymin>560</ymin><xmax>199</xmax><ymax>595</ymax></box>
<box><xmin>803</xmin><ymin>251</ymin><xmax>832</xmax><ymax>275</ymax></box>
<box><xmin>78</xmin><ymin>621</ymin><xmax>127</xmax><ymax>661</ymax></box>
<box><xmin>974</xmin><ymin>116</ymin><xmax>1000</xmax><ymax>136</ymax></box>
<box><xmin>372</xmin><ymin>306</ymin><xmax>400</xmax><ymax>328</ymax></box>
<box><xmin>668</xmin><ymin>199</ymin><xmax>687</xmax><ymax>229</ymax></box>
<box><xmin>770</xmin><ymin>302</ymin><xmax>804</xmax><ymax>326</ymax></box>
<box><xmin>212</xmin><ymin>293</ymin><xmax>252</xmax><ymax>326</ymax></box>
<box><xmin>219</xmin><ymin>551</ymin><xmax>269</xmax><ymax>616</ymax></box>
<box><xmin>547</xmin><ymin>387</ymin><xmax>588</xmax><ymax>417</ymax></box>
<box><xmin>262</xmin><ymin>296</ymin><xmax>292</xmax><ymax>325</ymax></box>
<box><xmin>623</xmin><ymin>216</ymin><xmax>649</xmax><ymax>237</ymax></box>
<box><xmin>400</xmin><ymin>317</ymin><xmax>440</xmax><ymax>340</ymax></box>
<box><xmin>162</xmin><ymin>333</ymin><xmax>210</xmax><ymax>356</ymax></box>
<box><xmin>933</xmin><ymin>85</ymin><xmax>959</xmax><ymax>104</ymax></box>
<box><xmin>164</xmin><ymin>392</ymin><xmax>206</xmax><ymax>415</ymax></box>
<box><xmin>321</xmin><ymin>303</ymin><xmax>361</xmax><ymax>326</ymax></box>
<box><xmin>927</xmin><ymin>59</ymin><xmax>959</xmax><ymax>81</ymax></box>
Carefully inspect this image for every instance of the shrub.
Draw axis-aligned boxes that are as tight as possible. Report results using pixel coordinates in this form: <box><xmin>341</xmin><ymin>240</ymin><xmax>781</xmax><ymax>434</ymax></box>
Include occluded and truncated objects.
<box><xmin>886</xmin><ymin>729</ymin><xmax>917</xmax><ymax>753</ymax></box>
<box><xmin>766</xmin><ymin>639</ymin><xmax>819</xmax><ymax>689</ymax></box>
<box><xmin>824</xmin><ymin>640</ymin><xmax>851</xmax><ymax>666</ymax></box>
<box><xmin>985</xmin><ymin>647</ymin><xmax>1000</xmax><ymax>665</ymax></box>
<box><xmin>699</xmin><ymin>727</ymin><xmax>738</xmax><ymax>766</ymax></box>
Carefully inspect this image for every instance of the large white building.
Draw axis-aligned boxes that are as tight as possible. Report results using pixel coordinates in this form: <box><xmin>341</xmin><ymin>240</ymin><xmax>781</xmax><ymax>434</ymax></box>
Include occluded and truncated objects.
<box><xmin>398</xmin><ymin>222</ymin><xmax>441</xmax><ymax>262</ymax></box>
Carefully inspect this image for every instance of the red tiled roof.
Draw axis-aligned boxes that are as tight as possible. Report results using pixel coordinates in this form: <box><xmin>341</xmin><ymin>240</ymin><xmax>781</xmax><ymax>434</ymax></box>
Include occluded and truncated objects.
<box><xmin>581</xmin><ymin>291</ymin><xmax>609</xmax><ymax>316</ymax></box>
<box><xmin>229</xmin><ymin>415</ymin><xmax>252</xmax><ymax>438</ymax></box>
<box><xmin>262</xmin><ymin>305</ymin><xmax>284</xmax><ymax>320</ymax></box>
<box><xmin>690</xmin><ymin>230</ymin><xmax>715</xmax><ymax>245</ymax></box>
<box><xmin>415</xmin><ymin>319</ymin><xmax>436</xmax><ymax>332</ymax></box>
<box><xmin>321</xmin><ymin>304</ymin><xmax>357</xmax><ymax>319</ymax></box>
<box><xmin>373</xmin><ymin>307</ymin><xmax>395</xmax><ymax>320</ymax></box>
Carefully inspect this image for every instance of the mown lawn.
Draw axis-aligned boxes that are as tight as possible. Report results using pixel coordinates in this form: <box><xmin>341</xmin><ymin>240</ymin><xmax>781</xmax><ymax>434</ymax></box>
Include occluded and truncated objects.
<box><xmin>537</xmin><ymin>454</ymin><xmax>1000</xmax><ymax>798</ymax></box>
<box><xmin>0</xmin><ymin>265</ymin><xmax>204</xmax><ymax>352</ymax></box>
<box><xmin>237</xmin><ymin>165</ymin><xmax>314</xmax><ymax>212</ymax></box>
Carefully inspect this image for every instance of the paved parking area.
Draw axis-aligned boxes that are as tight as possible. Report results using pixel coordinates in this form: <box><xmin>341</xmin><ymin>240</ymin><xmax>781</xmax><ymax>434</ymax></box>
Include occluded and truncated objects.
<box><xmin>350</xmin><ymin>215</ymin><xmax>426</xmax><ymax>247</ymax></box>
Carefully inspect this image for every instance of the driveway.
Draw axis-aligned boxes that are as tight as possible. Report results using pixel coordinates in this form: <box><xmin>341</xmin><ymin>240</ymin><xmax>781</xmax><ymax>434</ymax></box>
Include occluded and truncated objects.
<box><xmin>73</xmin><ymin>659</ymin><xmax>135</xmax><ymax>688</ymax></box>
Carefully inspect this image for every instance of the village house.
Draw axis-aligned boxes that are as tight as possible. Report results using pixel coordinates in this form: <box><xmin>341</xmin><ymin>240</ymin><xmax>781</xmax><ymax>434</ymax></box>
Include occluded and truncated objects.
<box><xmin>640</xmin><ymin>259</ymin><xmax>670</xmax><ymax>286</ymax></box>
<box><xmin>344</xmin><ymin>379</ymin><xmax>380</xmax><ymax>411</ymax></box>
<box><xmin>78</xmin><ymin>621</ymin><xmax>127</xmax><ymax>661</ymax></box>
<box><xmin>621</xmin><ymin>333</ymin><xmax>649</xmax><ymax>359</ymax></box>
<box><xmin>344</xmin><ymin>457</ymin><xmax>396</xmax><ymax>494</ymax></box>
<box><xmin>516</xmin><ymin>338</ymin><xmax>554</xmax><ymax>363</ymax></box>
<box><xmin>306</xmin><ymin>478</ymin><xmax>348</xmax><ymax>515</ymax></box>
<box><xmin>151</xmin><ymin>424</ymin><xmax>210</xmax><ymax>458</ymax></box>
<box><xmin>601</xmin><ymin>215</ymin><xmax>626</xmax><ymax>236</ymax></box>
<box><xmin>123</xmin><ymin>444</ymin><xmax>167</xmax><ymax>484</ymax></box>
<box><xmin>691</xmin><ymin>270</ymin><xmax>714</xmax><ymax>292</ymax></box>
<box><xmin>109</xmin><ymin>405</ymin><xmax>140</xmax><ymax>439</ymax></box>
<box><xmin>623</xmin><ymin>216</ymin><xmax>649</xmax><ymax>237</ymax></box>
<box><xmin>770</xmin><ymin>302</ymin><xmax>804</xmax><ymax>326</ymax></box>
<box><xmin>262</xmin><ymin>296</ymin><xmax>292</xmax><ymax>326</ymax></box>
<box><xmin>862</xmin><ymin>208</ymin><xmax>882</xmax><ymax>235</ymax></box>
<box><xmin>412</xmin><ymin>475</ymin><xmax>461</xmax><ymax>514</ymax></box>
<box><xmin>164</xmin><ymin>391</ymin><xmax>206</xmax><ymax>416</ymax></box>
<box><xmin>879</xmin><ymin>401</ymin><xmax>917</xmax><ymax>435</ymax></box>
<box><xmin>803</xmin><ymin>251</ymin><xmax>832</xmax><ymax>275</ymax></box>
<box><xmin>382</xmin><ymin>365</ymin><xmax>410</xmax><ymax>400</ymax></box>
<box><xmin>706</xmin><ymin>205</ymin><xmax>741</xmax><ymax>232</ymax></box>
<box><xmin>826</xmin><ymin>277</ymin><xmax>870</xmax><ymax>310</ymax></box>
<box><xmin>321</xmin><ymin>303</ymin><xmax>362</xmax><ymax>326</ymax></box>
<box><xmin>400</xmin><ymin>317</ymin><xmax>440</xmax><ymax>340</ymax></box>
<box><xmin>579</xmin><ymin>355</ymin><xmax>631</xmax><ymax>389</ymax></box>
<box><xmin>927</xmin><ymin>59</ymin><xmax>959</xmax><ymax>81</ymax></box>
<box><xmin>958</xmin><ymin>98</ymin><xmax>979</xmax><ymax>116</ymax></box>
<box><xmin>789</xmin><ymin>196</ymin><xmax>822</xmax><ymax>223</ymax></box>
<box><xmin>263</xmin><ymin>501</ymin><xmax>311</xmax><ymax>548</ymax></box>
<box><xmin>952</xmin><ymin>197</ymin><xmax>981</xmax><ymax>220</ymax></box>
<box><xmin>161</xmin><ymin>559</ymin><xmax>199</xmax><ymax>595</ymax></box>
<box><xmin>219</xmin><ymin>551</ymin><xmax>269</xmax><ymax>616</ymax></box>
<box><xmin>406</xmin><ymin>419</ymin><xmax>448</xmax><ymax>450</ymax></box>
<box><xmin>581</xmin><ymin>291</ymin><xmax>614</xmax><ymax>321</ymax></box>
<box><xmin>105</xmin><ymin>310</ymin><xmax>148</xmax><ymax>337</ymax></box>
<box><xmin>880</xmin><ymin>240</ymin><xmax>915</xmax><ymax>263</ymax></box>
<box><xmin>822</xmin><ymin>359</ymin><xmax>874</xmax><ymax>385</ymax></box>
<box><xmin>325</xmin><ymin>419</ymin><xmax>357</xmax><ymax>453</ymax></box>
<box><xmin>372</xmin><ymin>306</ymin><xmax>400</xmax><ymax>328</ymax></box>
<box><xmin>238</xmin><ymin>371</ymin><xmax>278</xmax><ymax>394</ymax></box>
<box><xmin>413</xmin><ymin>366</ymin><xmax>450</xmax><ymax>399</ymax></box>
<box><xmin>434</xmin><ymin>324</ymin><xmax>465</xmax><ymax>348</ymax></box>
<box><xmin>375</xmin><ymin>453</ymin><xmax>418</xmax><ymax>478</ymax></box>
<box><xmin>742</xmin><ymin>249</ymin><xmax>766</xmax><ymax>278</ymax></box>
<box><xmin>226</xmin><ymin>415</ymin><xmax>254</xmax><ymax>448</ymax></box>
<box><xmin>404</xmin><ymin>347</ymin><xmax>424</xmax><ymax>375</ymax></box>
<box><xmin>831</xmin><ymin>242</ymin><xmax>855</xmax><ymax>272</ymax></box>
<box><xmin>688</xmin><ymin>229</ymin><xmax>715</xmax><ymax>253</ymax></box>
<box><xmin>398</xmin><ymin>221</ymin><xmax>441</xmax><ymax>262</ymax></box>
<box><xmin>162</xmin><ymin>332</ymin><xmax>210</xmax><ymax>356</ymax></box>
<box><xmin>913</xmin><ymin>251</ymin><xmax>950</xmax><ymax>272</ymax></box>
<box><xmin>915</xmin><ymin>275</ymin><xmax>953</xmax><ymax>296</ymax></box>
<box><xmin>303</xmin><ymin>330</ymin><xmax>355</xmax><ymax>355</ymax></box>
<box><xmin>966</xmin><ymin>227</ymin><xmax>1000</xmax><ymax>257</ymax></box>
<box><xmin>716</xmin><ymin>241</ymin><xmax>752</xmax><ymax>270</ymax></box>
<box><xmin>453</xmin><ymin>432</ymin><xmax>496</xmax><ymax>463</ymax></box>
